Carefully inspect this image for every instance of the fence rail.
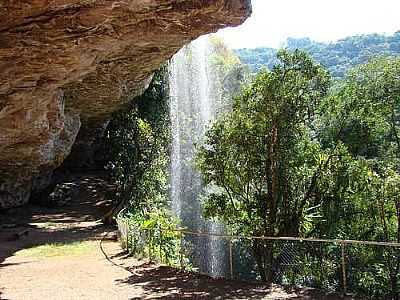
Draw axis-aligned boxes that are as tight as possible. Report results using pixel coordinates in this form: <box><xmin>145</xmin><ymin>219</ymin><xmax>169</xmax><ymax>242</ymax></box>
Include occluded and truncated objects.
<box><xmin>137</xmin><ymin>227</ymin><xmax>400</xmax><ymax>247</ymax></box>
<box><xmin>117</xmin><ymin>216</ymin><xmax>400</xmax><ymax>299</ymax></box>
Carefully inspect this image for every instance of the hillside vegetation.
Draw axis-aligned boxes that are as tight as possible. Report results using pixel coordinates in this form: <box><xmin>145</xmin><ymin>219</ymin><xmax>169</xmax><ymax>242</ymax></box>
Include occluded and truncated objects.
<box><xmin>235</xmin><ymin>32</ymin><xmax>400</xmax><ymax>77</ymax></box>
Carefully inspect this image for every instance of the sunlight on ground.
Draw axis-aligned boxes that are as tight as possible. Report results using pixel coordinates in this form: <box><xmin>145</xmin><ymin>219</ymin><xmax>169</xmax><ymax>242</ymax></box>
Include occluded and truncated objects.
<box><xmin>16</xmin><ymin>241</ymin><xmax>97</xmax><ymax>258</ymax></box>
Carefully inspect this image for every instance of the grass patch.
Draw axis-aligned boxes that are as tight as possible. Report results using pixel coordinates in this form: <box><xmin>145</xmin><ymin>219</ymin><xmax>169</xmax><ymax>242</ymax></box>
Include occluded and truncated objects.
<box><xmin>16</xmin><ymin>241</ymin><xmax>97</xmax><ymax>258</ymax></box>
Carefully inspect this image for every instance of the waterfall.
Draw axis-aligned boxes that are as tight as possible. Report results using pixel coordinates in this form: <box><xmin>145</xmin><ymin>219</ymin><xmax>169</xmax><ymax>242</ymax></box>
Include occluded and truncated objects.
<box><xmin>169</xmin><ymin>35</ymin><xmax>227</xmax><ymax>277</ymax></box>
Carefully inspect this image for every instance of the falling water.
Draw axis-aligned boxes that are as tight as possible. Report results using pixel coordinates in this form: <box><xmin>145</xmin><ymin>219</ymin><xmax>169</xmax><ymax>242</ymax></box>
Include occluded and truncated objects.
<box><xmin>169</xmin><ymin>35</ymin><xmax>227</xmax><ymax>277</ymax></box>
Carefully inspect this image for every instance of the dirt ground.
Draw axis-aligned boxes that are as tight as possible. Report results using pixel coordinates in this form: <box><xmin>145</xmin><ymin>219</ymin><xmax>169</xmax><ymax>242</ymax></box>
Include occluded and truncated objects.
<box><xmin>0</xmin><ymin>173</ymin><xmax>354</xmax><ymax>300</ymax></box>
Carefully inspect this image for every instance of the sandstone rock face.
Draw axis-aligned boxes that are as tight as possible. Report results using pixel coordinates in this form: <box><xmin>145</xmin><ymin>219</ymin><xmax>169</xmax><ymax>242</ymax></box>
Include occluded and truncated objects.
<box><xmin>0</xmin><ymin>0</ymin><xmax>251</xmax><ymax>209</ymax></box>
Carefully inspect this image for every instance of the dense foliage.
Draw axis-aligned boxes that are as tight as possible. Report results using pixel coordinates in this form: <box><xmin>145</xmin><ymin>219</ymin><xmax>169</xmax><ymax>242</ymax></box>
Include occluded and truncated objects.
<box><xmin>107</xmin><ymin>66</ymin><xmax>191</xmax><ymax>266</ymax></box>
<box><xmin>236</xmin><ymin>32</ymin><xmax>400</xmax><ymax>78</ymax></box>
<box><xmin>105</xmin><ymin>66</ymin><xmax>172</xmax><ymax>221</ymax></box>
<box><xmin>106</xmin><ymin>37</ymin><xmax>400</xmax><ymax>298</ymax></box>
<box><xmin>121</xmin><ymin>208</ymin><xmax>183</xmax><ymax>266</ymax></box>
<box><xmin>197</xmin><ymin>50</ymin><xmax>331</xmax><ymax>281</ymax></box>
<box><xmin>197</xmin><ymin>50</ymin><xmax>400</xmax><ymax>298</ymax></box>
<box><xmin>314</xmin><ymin>58</ymin><xmax>400</xmax><ymax>298</ymax></box>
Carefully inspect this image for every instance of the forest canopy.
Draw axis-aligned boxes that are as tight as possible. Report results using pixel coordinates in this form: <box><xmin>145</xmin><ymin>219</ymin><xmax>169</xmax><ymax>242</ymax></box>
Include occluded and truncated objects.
<box><xmin>235</xmin><ymin>32</ymin><xmax>400</xmax><ymax>78</ymax></box>
<box><xmin>197</xmin><ymin>49</ymin><xmax>400</xmax><ymax>297</ymax></box>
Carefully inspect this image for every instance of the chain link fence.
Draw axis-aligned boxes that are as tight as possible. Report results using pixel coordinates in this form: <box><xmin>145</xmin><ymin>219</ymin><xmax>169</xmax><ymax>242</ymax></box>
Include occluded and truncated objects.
<box><xmin>117</xmin><ymin>217</ymin><xmax>400</xmax><ymax>299</ymax></box>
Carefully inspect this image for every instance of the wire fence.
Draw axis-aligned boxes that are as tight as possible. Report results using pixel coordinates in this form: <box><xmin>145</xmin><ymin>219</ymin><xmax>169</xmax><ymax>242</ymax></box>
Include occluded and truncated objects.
<box><xmin>117</xmin><ymin>217</ymin><xmax>400</xmax><ymax>299</ymax></box>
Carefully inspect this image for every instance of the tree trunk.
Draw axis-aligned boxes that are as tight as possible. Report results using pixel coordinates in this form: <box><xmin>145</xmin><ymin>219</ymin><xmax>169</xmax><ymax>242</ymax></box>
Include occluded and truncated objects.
<box><xmin>102</xmin><ymin>198</ymin><xmax>127</xmax><ymax>224</ymax></box>
<box><xmin>265</xmin><ymin>241</ymin><xmax>274</xmax><ymax>283</ymax></box>
<box><xmin>252</xmin><ymin>241</ymin><xmax>266</xmax><ymax>282</ymax></box>
<box><xmin>390</xmin><ymin>272</ymin><xmax>399</xmax><ymax>300</ymax></box>
<box><xmin>265</xmin><ymin>123</ymin><xmax>278</xmax><ymax>235</ymax></box>
<box><xmin>252</xmin><ymin>240</ymin><xmax>275</xmax><ymax>284</ymax></box>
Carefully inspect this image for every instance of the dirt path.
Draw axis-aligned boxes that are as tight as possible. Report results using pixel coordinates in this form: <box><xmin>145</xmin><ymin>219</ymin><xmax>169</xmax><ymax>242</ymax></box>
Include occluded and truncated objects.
<box><xmin>1</xmin><ymin>240</ymin><xmax>143</xmax><ymax>300</ymax></box>
<box><xmin>0</xmin><ymin>174</ymin><xmax>350</xmax><ymax>300</ymax></box>
<box><xmin>0</xmin><ymin>174</ymin><xmax>143</xmax><ymax>300</ymax></box>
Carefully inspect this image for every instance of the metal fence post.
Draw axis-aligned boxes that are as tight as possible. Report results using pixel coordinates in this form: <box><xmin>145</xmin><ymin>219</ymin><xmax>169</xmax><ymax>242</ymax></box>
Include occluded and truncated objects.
<box><xmin>159</xmin><ymin>227</ymin><xmax>163</xmax><ymax>263</ymax></box>
<box><xmin>179</xmin><ymin>233</ymin><xmax>184</xmax><ymax>270</ymax></box>
<box><xmin>341</xmin><ymin>242</ymin><xmax>347</xmax><ymax>295</ymax></box>
<box><xmin>148</xmin><ymin>230</ymin><xmax>152</xmax><ymax>261</ymax></box>
<box><xmin>229</xmin><ymin>238</ymin><xmax>234</xmax><ymax>280</ymax></box>
<box><xmin>125</xmin><ymin>223</ymin><xmax>129</xmax><ymax>251</ymax></box>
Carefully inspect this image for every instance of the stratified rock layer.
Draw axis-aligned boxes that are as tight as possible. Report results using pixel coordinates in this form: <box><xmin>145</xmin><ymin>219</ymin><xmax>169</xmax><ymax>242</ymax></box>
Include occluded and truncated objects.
<box><xmin>0</xmin><ymin>0</ymin><xmax>251</xmax><ymax>208</ymax></box>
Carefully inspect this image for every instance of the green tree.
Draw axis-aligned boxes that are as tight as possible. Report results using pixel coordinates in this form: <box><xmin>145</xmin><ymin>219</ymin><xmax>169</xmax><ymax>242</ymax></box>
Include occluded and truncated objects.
<box><xmin>196</xmin><ymin>50</ymin><xmax>330</xmax><ymax>281</ymax></box>
<box><xmin>314</xmin><ymin>57</ymin><xmax>400</xmax><ymax>298</ymax></box>
<box><xmin>104</xmin><ymin>66</ymin><xmax>170</xmax><ymax>220</ymax></box>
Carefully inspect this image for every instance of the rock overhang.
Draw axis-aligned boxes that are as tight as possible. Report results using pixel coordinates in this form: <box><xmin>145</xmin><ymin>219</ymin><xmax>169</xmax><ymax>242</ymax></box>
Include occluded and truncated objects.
<box><xmin>0</xmin><ymin>0</ymin><xmax>252</xmax><ymax>209</ymax></box>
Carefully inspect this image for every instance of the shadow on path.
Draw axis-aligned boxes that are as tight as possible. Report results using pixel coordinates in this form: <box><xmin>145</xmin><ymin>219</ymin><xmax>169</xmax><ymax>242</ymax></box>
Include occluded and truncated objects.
<box><xmin>116</xmin><ymin>262</ymin><xmax>353</xmax><ymax>300</ymax></box>
<box><xmin>0</xmin><ymin>173</ymin><xmax>115</xmax><ymax>265</ymax></box>
<box><xmin>1</xmin><ymin>173</ymin><xmax>355</xmax><ymax>300</ymax></box>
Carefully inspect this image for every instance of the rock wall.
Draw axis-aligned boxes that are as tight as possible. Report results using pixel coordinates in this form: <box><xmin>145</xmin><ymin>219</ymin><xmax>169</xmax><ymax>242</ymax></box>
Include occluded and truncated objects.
<box><xmin>0</xmin><ymin>0</ymin><xmax>251</xmax><ymax>209</ymax></box>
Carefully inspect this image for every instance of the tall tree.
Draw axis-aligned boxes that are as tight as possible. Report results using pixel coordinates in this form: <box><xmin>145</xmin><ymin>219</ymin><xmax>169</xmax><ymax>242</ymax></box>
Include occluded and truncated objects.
<box><xmin>320</xmin><ymin>57</ymin><xmax>400</xmax><ymax>298</ymax></box>
<box><xmin>196</xmin><ymin>50</ymin><xmax>330</xmax><ymax>281</ymax></box>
